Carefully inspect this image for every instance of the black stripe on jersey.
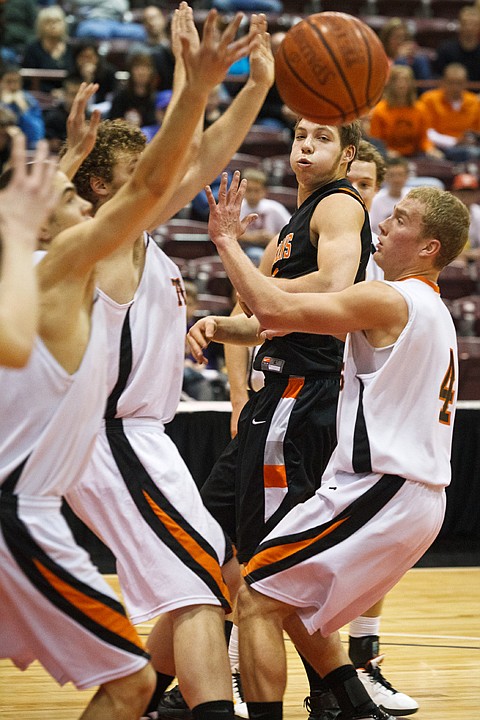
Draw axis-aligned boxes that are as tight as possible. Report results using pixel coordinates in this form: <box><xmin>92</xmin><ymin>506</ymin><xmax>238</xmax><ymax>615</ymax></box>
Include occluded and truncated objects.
<box><xmin>105</xmin><ymin>420</ymin><xmax>231</xmax><ymax>611</ymax></box>
<box><xmin>0</xmin><ymin>493</ymin><xmax>149</xmax><ymax>659</ymax></box>
<box><xmin>104</xmin><ymin>305</ymin><xmax>133</xmax><ymax>420</ymax></box>
<box><xmin>1</xmin><ymin>455</ymin><xmax>29</xmax><ymax>493</ymax></box>
<box><xmin>245</xmin><ymin>474</ymin><xmax>405</xmax><ymax>585</ymax></box>
<box><xmin>352</xmin><ymin>379</ymin><xmax>372</xmax><ymax>474</ymax></box>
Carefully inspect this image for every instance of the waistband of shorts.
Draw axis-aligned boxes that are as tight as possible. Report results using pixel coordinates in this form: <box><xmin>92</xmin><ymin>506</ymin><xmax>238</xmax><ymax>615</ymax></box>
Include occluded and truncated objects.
<box><xmin>0</xmin><ymin>491</ymin><xmax>62</xmax><ymax>511</ymax></box>
<box><xmin>103</xmin><ymin>417</ymin><xmax>166</xmax><ymax>432</ymax></box>
<box><xmin>262</xmin><ymin>371</ymin><xmax>340</xmax><ymax>384</ymax></box>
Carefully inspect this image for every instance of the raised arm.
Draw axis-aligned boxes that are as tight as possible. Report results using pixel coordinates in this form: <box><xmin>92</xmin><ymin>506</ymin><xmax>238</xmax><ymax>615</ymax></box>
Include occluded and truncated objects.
<box><xmin>58</xmin><ymin>82</ymin><xmax>102</xmax><ymax>180</ymax></box>
<box><xmin>150</xmin><ymin>13</ymin><xmax>275</xmax><ymax>226</ymax></box>
<box><xmin>50</xmin><ymin>7</ymin><xmax>253</xmax><ymax>276</ymax></box>
<box><xmin>0</xmin><ymin>136</ymin><xmax>58</xmax><ymax>366</ymax></box>
<box><xmin>205</xmin><ymin>173</ymin><xmax>407</xmax><ymax>340</ymax></box>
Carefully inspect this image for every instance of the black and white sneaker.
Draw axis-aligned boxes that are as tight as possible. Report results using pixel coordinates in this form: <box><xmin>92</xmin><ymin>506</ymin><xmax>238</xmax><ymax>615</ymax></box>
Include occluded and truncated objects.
<box><xmin>357</xmin><ymin>657</ymin><xmax>419</xmax><ymax>716</ymax></box>
<box><xmin>337</xmin><ymin>707</ymin><xmax>395</xmax><ymax>720</ymax></box>
<box><xmin>232</xmin><ymin>671</ymin><xmax>249</xmax><ymax>718</ymax></box>
<box><xmin>304</xmin><ymin>691</ymin><xmax>341</xmax><ymax>720</ymax></box>
<box><xmin>156</xmin><ymin>685</ymin><xmax>192</xmax><ymax>720</ymax></box>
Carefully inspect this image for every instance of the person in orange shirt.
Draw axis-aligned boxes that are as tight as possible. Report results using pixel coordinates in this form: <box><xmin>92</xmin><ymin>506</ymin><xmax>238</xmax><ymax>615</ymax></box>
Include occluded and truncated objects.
<box><xmin>369</xmin><ymin>66</ymin><xmax>442</xmax><ymax>159</ymax></box>
<box><xmin>417</xmin><ymin>62</ymin><xmax>480</xmax><ymax>161</ymax></box>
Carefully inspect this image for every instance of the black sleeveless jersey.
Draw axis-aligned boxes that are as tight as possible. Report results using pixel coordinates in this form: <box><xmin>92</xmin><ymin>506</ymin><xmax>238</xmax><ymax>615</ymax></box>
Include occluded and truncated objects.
<box><xmin>254</xmin><ymin>178</ymin><xmax>371</xmax><ymax>377</ymax></box>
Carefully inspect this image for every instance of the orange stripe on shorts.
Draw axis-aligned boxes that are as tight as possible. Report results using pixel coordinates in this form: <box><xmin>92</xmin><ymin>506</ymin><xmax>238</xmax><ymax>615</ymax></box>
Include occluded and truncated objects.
<box><xmin>264</xmin><ymin>464</ymin><xmax>287</xmax><ymax>488</ymax></box>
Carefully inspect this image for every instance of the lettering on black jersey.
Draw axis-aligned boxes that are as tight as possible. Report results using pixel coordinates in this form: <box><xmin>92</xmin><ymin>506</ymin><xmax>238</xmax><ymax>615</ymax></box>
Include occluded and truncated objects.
<box><xmin>439</xmin><ymin>348</ymin><xmax>455</xmax><ymax>425</ymax></box>
<box><xmin>171</xmin><ymin>278</ymin><xmax>186</xmax><ymax>307</ymax></box>
<box><xmin>273</xmin><ymin>233</ymin><xmax>293</xmax><ymax>265</ymax></box>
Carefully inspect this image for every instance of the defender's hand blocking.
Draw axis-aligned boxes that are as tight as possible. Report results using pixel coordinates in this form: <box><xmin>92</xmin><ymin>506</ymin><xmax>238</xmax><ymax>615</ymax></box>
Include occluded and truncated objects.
<box><xmin>0</xmin><ymin>135</ymin><xmax>59</xmax><ymax>246</ymax></box>
<box><xmin>247</xmin><ymin>14</ymin><xmax>275</xmax><ymax>90</ymax></box>
<box><xmin>206</xmin><ymin>171</ymin><xmax>258</xmax><ymax>249</ymax></box>
<box><xmin>180</xmin><ymin>8</ymin><xmax>251</xmax><ymax>93</ymax></box>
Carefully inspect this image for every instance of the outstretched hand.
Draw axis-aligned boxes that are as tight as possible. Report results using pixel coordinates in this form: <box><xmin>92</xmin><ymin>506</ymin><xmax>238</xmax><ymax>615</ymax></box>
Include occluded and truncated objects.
<box><xmin>0</xmin><ymin>135</ymin><xmax>59</xmax><ymax>247</ymax></box>
<box><xmin>206</xmin><ymin>171</ymin><xmax>257</xmax><ymax>248</ymax></box>
<box><xmin>248</xmin><ymin>14</ymin><xmax>274</xmax><ymax>89</ymax></box>
<box><xmin>60</xmin><ymin>82</ymin><xmax>102</xmax><ymax>179</ymax></box>
<box><xmin>180</xmin><ymin>8</ymin><xmax>252</xmax><ymax>92</ymax></box>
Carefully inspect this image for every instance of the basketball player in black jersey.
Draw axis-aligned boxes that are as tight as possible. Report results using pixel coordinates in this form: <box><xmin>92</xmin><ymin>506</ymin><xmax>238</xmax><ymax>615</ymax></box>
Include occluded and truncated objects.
<box><xmin>180</xmin><ymin>118</ymin><xmax>371</xmax><ymax>720</ymax></box>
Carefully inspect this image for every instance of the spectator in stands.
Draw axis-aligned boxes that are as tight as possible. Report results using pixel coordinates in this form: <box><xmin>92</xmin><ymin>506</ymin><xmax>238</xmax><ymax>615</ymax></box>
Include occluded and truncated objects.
<box><xmin>22</xmin><ymin>5</ymin><xmax>75</xmax><ymax>94</ymax></box>
<box><xmin>359</xmin><ymin>110</ymin><xmax>388</xmax><ymax>157</ymax></box>
<box><xmin>2</xmin><ymin>0</ymin><xmax>38</xmax><ymax>61</ymax></box>
<box><xmin>43</xmin><ymin>73</ymin><xmax>83</xmax><ymax>153</ymax></box>
<box><xmin>141</xmin><ymin>4</ymin><xmax>175</xmax><ymax>90</ymax></box>
<box><xmin>72</xmin><ymin>42</ymin><xmax>117</xmax><ymax>107</ymax></box>
<box><xmin>434</xmin><ymin>5</ymin><xmax>480</xmax><ymax>82</ymax></box>
<box><xmin>69</xmin><ymin>0</ymin><xmax>146</xmax><ymax>41</ymax></box>
<box><xmin>239</xmin><ymin>166</ymin><xmax>291</xmax><ymax>265</ymax></box>
<box><xmin>417</xmin><ymin>62</ymin><xmax>480</xmax><ymax>161</ymax></box>
<box><xmin>0</xmin><ymin>64</ymin><xmax>44</xmax><ymax>148</ymax></box>
<box><xmin>369</xmin><ymin>65</ymin><xmax>442</xmax><ymax>158</ymax></box>
<box><xmin>0</xmin><ymin>106</ymin><xmax>17</xmax><ymax>173</ymax></box>
<box><xmin>140</xmin><ymin>88</ymin><xmax>172</xmax><ymax>142</ymax></box>
<box><xmin>379</xmin><ymin>17</ymin><xmax>433</xmax><ymax>82</ymax></box>
<box><xmin>183</xmin><ymin>279</ymin><xmax>229</xmax><ymax>400</ymax></box>
<box><xmin>369</xmin><ymin>156</ymin><xmax>410</xmax><ymax>235</ymax></box>
<box><xmin>108</xmin><ymin>51</ymin><xmax>158</xmax><ymax>127</ymax></box>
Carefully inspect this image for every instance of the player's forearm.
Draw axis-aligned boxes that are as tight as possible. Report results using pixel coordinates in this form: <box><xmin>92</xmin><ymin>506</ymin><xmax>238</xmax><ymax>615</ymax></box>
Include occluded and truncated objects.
<box><xmin>58</xmin><ymin>146</ymin><xmax>87</xmax><ymax>181</ymax></box>
<box><xmin>135</xmin><ymin>83</ymin><xmax>210</xmax><ymax>199</ymax></box>
<box><xmin>152</xmin><ymin>78</ymin><xmax>271</xmax><ymax>224</ymax></box>
<box><xmin>213</xmin><ymin>312</ymin><xmax>262</xmax><ymax>345</ymax></box>
<box><xmin>215</xmin><ymin>239</ymin><xmax>285</xmax><ymax>331</ymax></box>
<box><xmin>0</xmin><ymin>237</ymin><xmax>38</xmax><ymax>366</ymax></box>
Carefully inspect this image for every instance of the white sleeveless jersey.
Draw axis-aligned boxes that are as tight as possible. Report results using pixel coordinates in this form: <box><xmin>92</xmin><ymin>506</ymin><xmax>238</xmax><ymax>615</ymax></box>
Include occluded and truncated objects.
<box><xmin>329</xmin><ymin>277</ymin><xmax>457</xmax><ymax>488</ymax></box>
<box><xmin>0</xmin><ymin>300</ymin><xmax>107</xmax><ymax>497</ymax></box>
<box><xmin>99</xmin><ymin>235</ymin><xmax>186</xmax><ymax>422</ymax></box>
<box><xmin>365</xmin><ymin>232</ymin><xmax>384</xmax><ymax>282</ymax></box>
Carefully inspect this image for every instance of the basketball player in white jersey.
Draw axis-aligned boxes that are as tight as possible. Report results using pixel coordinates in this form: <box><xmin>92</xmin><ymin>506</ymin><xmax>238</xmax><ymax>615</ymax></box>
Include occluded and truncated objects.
<box><xmin>221</xmin><ymin>145</ymin><xmax>416</xmax><ymax>719</ymax></box>
<box><xmin>55</xmin><ymin>6</ymin><xmax>275</xmax><ymax>719</ymax></box>
<box><xmin>189</xmin><ymin>172</ymin><xmax>469</xmax><ymax>720</ymax></box>
<box><xmin>346</xmin><ymin>142</ymin><xmax>419</xmax><ymax>716</ymax></box>
<box><xmin>0</xmin><ymin>22</ymin><xmax>249</xmax><ymax>719</ymax></box>
<box><xmin>0</xmin><ymin>134</ymin><xmax>56</xmax><ymax>367</ymax></box>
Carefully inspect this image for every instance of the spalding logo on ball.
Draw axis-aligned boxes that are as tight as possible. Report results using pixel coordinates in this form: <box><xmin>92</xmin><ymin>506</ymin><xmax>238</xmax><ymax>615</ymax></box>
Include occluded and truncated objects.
<box><xmin>275</xmin><ymin>12</ymin><xmax>389</xmax><ymax>125</ymax></box>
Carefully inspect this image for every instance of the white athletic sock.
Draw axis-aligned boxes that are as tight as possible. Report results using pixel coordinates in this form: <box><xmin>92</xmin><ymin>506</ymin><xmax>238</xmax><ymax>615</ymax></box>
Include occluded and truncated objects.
<box><xmin>349</xmin><ymin>615</ymin><xmax>381</xmax><ymax>638</ymax></box>
<box><xmin>228</xmin><ymin>623</ymin><xmax>240</xmax><ymax>673</ymax></box>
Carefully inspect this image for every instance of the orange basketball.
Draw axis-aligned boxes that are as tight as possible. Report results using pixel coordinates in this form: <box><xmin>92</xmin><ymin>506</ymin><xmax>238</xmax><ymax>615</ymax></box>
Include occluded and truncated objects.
<box><xmin>275</xmin><ymin>13</ymin><xmax>389</xmax><ymax>125</ymax></box>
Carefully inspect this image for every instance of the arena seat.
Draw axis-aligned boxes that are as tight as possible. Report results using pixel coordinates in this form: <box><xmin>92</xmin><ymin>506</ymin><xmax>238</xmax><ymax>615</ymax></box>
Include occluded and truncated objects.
<box><xmin>457</xmin><ymin>335</ymin><xmax>480</xmax><ymax>400</ymax></box>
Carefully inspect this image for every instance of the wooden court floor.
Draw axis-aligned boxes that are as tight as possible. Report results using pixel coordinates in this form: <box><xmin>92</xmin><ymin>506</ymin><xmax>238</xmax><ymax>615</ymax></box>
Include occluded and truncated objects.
<box><xmin>1</xmin><ymin>567</ymin><xmax>478</xmax><ymax>719</ymax></box>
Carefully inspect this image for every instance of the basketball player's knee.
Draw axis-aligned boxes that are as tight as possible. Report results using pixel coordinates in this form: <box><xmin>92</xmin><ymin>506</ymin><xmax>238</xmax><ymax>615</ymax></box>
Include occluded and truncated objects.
<box><xmin>104</xmin><ymin>662</ymin><xmax>156</xmax><ymax>713</ymax></box>
<box><xmin>223</xmin><ymin>555</ymin><xmax>242</xmax><ymax>600</ymax></box>
<box><xmin>237</xmin><ymin>582</ymin><xmax>278</xmax><ymax>623</ymax></box>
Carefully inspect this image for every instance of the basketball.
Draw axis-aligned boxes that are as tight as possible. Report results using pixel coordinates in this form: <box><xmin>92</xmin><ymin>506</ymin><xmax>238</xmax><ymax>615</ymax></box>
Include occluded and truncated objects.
<box><xmin>274</xmin><ymin>13</ymin><xmax>389</xmax><ymax>125</ymax></box>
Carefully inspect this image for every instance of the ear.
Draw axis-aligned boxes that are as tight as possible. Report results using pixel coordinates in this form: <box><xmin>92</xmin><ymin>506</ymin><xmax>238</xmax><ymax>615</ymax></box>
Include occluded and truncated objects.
<box><xmin>90</xmin><ymin>175</ymin><xmax>110</xmax><ymax>197</ymax></box>
<box><xmin>420</xmin><ymin>238</ymin><xmax>441</xmax><ymax>259</ymax></box>
<box><xmin>38</xmin><ymin>223</ymin><xmax>52</xmax><ymax>250</ymax></box>
<box><xmin>343</xmin><ymin>144</ymin><xmax>356</xmax><ymax>164</ymax></box>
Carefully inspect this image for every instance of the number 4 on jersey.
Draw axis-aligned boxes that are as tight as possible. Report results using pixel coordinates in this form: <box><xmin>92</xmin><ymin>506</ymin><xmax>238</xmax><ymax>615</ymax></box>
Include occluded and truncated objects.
<box><xmin>439</xmin><ymin>348</ymin><xmax>455</xmax><ymax>425</ymax></box>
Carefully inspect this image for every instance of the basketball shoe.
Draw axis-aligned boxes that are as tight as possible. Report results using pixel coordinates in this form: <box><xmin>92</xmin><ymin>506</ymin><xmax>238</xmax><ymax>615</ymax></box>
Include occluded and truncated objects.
<box><xmin>337</xmin><ymin>710</ymin><xmax>395</xmax><ymax>720</ymax></box>
<box><xmin>303</xmin><ymin>691</ymin><xmax>341</xmax><ymax>720</ymax></box>
<box><xmin>356</xmin><ymin>657</ymin><xmax>419</xmax><ymax>716</ymax></box>
<box><xmin>232</xmin><ymin>670</ymin><xmax>249</xmax><ymax>718</ymax></box>
<box><xmin>156</xmin><ymin>675</ymin><xmax>249</xmax><ymax>720</ymax></box>
<box><xmin>156</xmin><ymin>685</ymin><xmax>192</xmax><ymax>720</ymax></box>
